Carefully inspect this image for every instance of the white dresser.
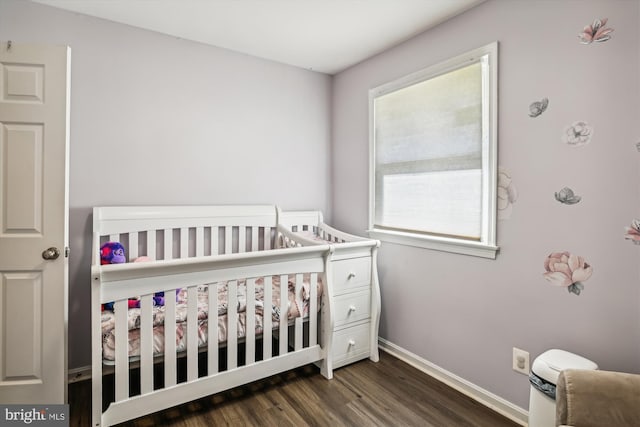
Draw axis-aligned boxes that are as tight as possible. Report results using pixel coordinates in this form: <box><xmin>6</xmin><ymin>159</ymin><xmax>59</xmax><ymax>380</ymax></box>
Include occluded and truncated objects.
<box><xmin>330</xmin><ymin>254</ymin><xmax>379</xmax><ymax>368</ymax></box>
<box><xmin>276</xmin><ymin>208</ymin><xmax>381</xmax><ymax>375</ymax></box>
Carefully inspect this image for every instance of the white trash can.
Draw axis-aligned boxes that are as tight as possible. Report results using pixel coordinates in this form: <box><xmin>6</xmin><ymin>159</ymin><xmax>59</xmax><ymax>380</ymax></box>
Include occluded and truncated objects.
<box><xmin>528</xmin><ymin>349</ymin><xmax>598</xmax><ymax>427</ymax></box>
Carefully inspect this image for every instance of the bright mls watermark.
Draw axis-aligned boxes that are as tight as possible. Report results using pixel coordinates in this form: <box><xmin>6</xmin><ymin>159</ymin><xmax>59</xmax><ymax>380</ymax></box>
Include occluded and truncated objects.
<box><xmin>0</xmin><ymin>405</ymin><xmax>68</xmax><ymax>426</ymax></box>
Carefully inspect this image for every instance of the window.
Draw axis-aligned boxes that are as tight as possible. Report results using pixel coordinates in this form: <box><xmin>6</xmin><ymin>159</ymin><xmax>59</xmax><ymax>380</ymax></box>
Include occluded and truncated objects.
<box><xmin>368</xmin><ymin>42</ymin><xmax>498</xmax><ymax>258</ymax></box>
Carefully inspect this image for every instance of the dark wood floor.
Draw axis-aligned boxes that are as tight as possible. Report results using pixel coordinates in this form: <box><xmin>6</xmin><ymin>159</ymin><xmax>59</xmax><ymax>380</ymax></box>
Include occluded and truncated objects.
<box><xmin>70</xmin><ymin>352</ymin><xmax>520</xmax><ymax>426</ymax></box>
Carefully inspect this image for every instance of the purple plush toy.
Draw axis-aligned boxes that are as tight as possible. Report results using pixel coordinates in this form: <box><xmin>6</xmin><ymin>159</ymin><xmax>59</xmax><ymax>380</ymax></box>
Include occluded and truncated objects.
<box><xmin>100</xmin><ymin>241</ymin><xmax>126</xmax><ymax>265</ymax></box>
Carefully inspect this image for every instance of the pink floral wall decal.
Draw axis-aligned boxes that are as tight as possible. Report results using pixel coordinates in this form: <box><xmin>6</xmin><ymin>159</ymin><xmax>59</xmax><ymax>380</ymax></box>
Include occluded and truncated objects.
<box><xmin>497</xmin><ymin>167</ymin><xmax>517</xmax><ymax>220</ymax></box>
<box><xmin>624</xmin><ymin>219</ymin><xmax>640</xmax><ymax>244</ymax></box>
<box><xmin>578</xmin><ymin>18</ymin><xmax>613</xmax><ymax>44</ymax></box>
<box><xmin>563</xmin><ymin>121</ymin><xmax>593</xmax><ymax>147</ymax></box>
<box><xmin>543</xmin><ymin>251</ymin><xmax>593</xmax><ymax>295</ymax></box>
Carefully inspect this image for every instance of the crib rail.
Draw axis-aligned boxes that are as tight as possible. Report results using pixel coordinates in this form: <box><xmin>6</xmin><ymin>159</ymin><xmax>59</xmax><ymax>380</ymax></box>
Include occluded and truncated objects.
<box><xmin>92</xmin><ymin>245</ymin><xmax>330</xmax><ymax>427</ymax></box>
<box><xmin>276</xmin><ymin>208</ymin><xmax>323</xmax><ymax>233</ymax></box>
<box><xmin>92</xmin><ymin>205</ymin><xmax>277</xmax><ymax>265</ymax></box>
<box><xmin>276</xmin><ymin>207</ymin><xmax>371</xmax><ymax>244</ymax></box>
<box><xmin>276</xmin><ymin>222</ymin><xmax>374</xmax><ymax>252</ymax></box>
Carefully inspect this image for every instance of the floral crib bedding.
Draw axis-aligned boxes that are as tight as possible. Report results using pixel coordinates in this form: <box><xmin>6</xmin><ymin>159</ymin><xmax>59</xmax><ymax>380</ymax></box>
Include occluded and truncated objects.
<box><xmin>100</xmin><ymin>274</ymin><xmax>323</xmax><ymax>362</ymax></box>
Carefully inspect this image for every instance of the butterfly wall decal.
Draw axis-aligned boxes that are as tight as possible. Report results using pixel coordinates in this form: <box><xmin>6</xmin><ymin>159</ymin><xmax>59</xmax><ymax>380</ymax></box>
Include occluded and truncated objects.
<box><xmin>529</xmin><ymin>98</ymin><xmax>549</xmax><ymax>118</ymax></box>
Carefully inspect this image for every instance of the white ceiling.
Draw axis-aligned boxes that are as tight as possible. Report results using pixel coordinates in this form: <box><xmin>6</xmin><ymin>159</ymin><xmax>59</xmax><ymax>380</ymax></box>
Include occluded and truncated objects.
<box><xmin>32</xmin><ymin>0</ymin><xmax>484</xmax><ymax>74</ymax></box>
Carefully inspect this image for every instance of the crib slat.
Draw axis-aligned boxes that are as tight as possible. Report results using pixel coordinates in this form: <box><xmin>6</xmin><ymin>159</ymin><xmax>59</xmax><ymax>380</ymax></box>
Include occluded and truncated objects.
<box><xmin>263</xmin><ymin>276</ymin><xmax>272</xmax><ymax>360</ymax></box>
<box><xmin>309</xmin><ymin>273</ymin><xmax>317</xmax><ymax>346</ymax></box>
<box><xmin>164</xmin><ymin>229</ymin><xmax>173</xmax><ymax>260</ymax></box>
<box><xmin>238</xmin><ymin>227</ymin><xmax>246</xmax><ymax>253</ymax></box>
<box><xmin>279</xmin><ymin>275</ymin><xmax>288</xmax><ymax>356</ymax></box>
<box><xmin>264</xmin><ymin>227</ymin><xmax>271</xmax><ymax>250</ymax></box>
<box><xmin>180</xmin><ymin>227</ymin><xmax>188</xmax><ymax>258</ymax></box>
<box><xmin>208</xmin><ymin>283</ymin><xmax>218</xmax><ymax>375</ymax></box>
<box><xmin>164</xmin><ymin>289</ymin><xmax>177</xmax><ymax>387</ymax></box>
<box><xmin>140</xmin><ymin>294</ymin><xmax>153</xmax><ymax>394</ymax></box>
<box><xmin>187</xmin><ymin>286</ymin><xmax>198</xmax><ymax>382</ymax></box>
<box><xmin>224</xmin><ymin>226</ymin><xmax>232</xmax><ymax>254</ymax></box>
<box><xmin>246</xmin><ymin>278</ymin><xmax>256</xmax><ymax>364</ymax></box>
<box><xmin>196</xmin><ymin>226</ymin><xmax>204</xmax><ymax>257</ymax></box>
<box><xmin>227</xmin><ymin>280</ymin><xmax>238</xmax><ymax>369</ymax></box>
<box><xmin>211</xmin><ymin>226</ymin><xmax>219</xmax><ymax>255</ymax></box>
<box><xmin>129</xmin><ymin>232</ymin><xmax>138</xmax><ymax>260</ymax></box>
<box><xmin>294</xmin><ymin>273</ymin><xmax>303</xmax><ymax>351</ymax></box>
<box><xmin>251</xmin><ymin>227</ymin><xmax>259</xmax><ymax>252</ymax></box>
<box><xmin>147</xmin><ymin>230</ymin><xmax>156</xmax><ymax>260</ymax></box>
<box><xmin>114</xmin><ymin>300</ymin><xmax>129</xmax><ymax>402</ymax></box>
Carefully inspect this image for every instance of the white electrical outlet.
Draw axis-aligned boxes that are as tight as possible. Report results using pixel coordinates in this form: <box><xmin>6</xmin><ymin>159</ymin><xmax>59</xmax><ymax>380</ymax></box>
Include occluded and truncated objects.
<box><xmin>512</xmin><ymin>347</ymin><xmax>530</xmax><ymax>375</ymax></box>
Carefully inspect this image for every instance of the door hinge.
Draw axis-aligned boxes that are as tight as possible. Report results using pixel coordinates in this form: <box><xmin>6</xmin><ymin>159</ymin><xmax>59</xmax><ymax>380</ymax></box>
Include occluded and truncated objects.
<box><xmin>65</xmin><ymin>246</ymin><xmax>70</xmax><ymax>258</ymax></box>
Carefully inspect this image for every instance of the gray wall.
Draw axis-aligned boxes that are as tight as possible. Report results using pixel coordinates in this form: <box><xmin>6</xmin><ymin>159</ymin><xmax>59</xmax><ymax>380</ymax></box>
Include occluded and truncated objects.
<box><xmin>3</xmin><ymin>0</ymin><xmax>638</xmax><ymax>413</ymax></box>
<box><xmin>331</xmin><ymin>0</ymin><xmax>640</xmax><ymax>409</ymax></box>
<box><xmin>0</xmin><ymin>0</ymin><xmax>332</xmax><ymax>370</ymax></box>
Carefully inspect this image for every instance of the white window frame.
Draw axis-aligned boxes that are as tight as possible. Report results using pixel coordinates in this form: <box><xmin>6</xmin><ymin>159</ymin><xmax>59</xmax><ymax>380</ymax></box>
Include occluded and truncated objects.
<box><xmin>368</xmin><ymin>42</ymin><xmax>499</xmax><ymax>259</ymax></box>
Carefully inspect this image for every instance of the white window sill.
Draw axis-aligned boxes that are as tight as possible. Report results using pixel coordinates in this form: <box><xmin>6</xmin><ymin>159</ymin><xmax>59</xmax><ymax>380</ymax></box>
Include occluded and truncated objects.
<box><xmin>367</xmin><ymin>228</ymin><xmax>499</xmax><ymax>259</ymax></box>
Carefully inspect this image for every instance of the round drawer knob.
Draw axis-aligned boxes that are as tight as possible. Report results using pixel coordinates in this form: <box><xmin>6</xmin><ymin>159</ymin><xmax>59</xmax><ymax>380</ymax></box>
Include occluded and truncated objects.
<box><xmin>348</xmin><ymin>339</ymin><xmax>356</xmax><ymax>347</ymax></box>
<box><xmin>347</xmin><ymin>272</ymin><xmax>356</xmax><ymax>279</ymax></box>
<box><xmin>348</xmin><ymin>305</ymin><xmax>356</xmax><ymax>313</ymax></box>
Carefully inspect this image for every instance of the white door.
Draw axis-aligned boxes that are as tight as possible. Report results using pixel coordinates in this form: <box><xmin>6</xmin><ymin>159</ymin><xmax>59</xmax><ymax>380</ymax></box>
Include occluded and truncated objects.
<box><xmin>0</xmin><ymin>42</ymin><xmax>70</xmax><ymax>404</ymax></box>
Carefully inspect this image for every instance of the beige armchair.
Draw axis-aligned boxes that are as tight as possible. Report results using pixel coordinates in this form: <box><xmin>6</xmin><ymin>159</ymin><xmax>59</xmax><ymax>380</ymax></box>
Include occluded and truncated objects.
<box><xmin>556</xmin><ymin>369</ymin><xmax>640</xmax><ymax>427</ymax></box>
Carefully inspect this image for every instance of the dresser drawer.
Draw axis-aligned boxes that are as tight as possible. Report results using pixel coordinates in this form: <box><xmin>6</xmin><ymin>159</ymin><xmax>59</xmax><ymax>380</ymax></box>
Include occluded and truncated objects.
<box><xmin>334</xmin><ymin>289</ymin><xmax>371</xmax><ymax>327</ymax></box>
<box><xmin>332</xmin><ymin>257</ymin><xmax>371</xmax><ymax>293</ymax></box>
<box><xmin>332</xmin><ymin>323</ymin><xmax>371</xmax><ymax>366</ymax></box>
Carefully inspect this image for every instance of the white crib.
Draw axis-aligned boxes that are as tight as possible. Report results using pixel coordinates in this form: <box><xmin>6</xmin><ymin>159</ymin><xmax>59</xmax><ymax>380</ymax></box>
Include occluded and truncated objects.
<box><xmin>90</xmin><ymin>205</ymin><xmax>380</xmax><ymax>427</ymax></box>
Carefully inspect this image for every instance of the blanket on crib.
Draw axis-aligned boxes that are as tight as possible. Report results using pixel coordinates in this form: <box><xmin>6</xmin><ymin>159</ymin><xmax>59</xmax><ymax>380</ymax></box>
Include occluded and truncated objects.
<box><xmin>101</xmin><ymin>275</ymin><xmax>322</xmax><ymax>361</ymax></box>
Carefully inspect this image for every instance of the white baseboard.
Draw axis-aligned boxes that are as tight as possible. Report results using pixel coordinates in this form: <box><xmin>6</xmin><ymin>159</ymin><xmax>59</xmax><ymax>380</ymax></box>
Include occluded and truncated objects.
<box><xmin>68</xmin><ymin>365</ymin><xmax>91</xmax><ymax>384</ymax></box>
<box><xmin>378</xmin><ymin>338</ymin><xmax>529</xmax><ymax>426</ymax></box>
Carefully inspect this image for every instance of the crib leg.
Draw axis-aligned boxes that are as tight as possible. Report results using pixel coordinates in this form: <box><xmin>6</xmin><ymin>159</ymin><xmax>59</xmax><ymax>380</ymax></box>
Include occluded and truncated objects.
<box><xmin>91</xmin><ymin>370</ymin><xmax>101</xmax><ymax>427</ymax></box>
<box><xmin>318</xmin><ymin>358</ymin><xmax>333</xmax><ymax>380</ymax></box>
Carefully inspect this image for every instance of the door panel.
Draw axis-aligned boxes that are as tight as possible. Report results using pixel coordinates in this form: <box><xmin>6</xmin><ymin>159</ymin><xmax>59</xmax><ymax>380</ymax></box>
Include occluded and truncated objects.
<box><xmin>3</xmin><ymin>123</ymin><xmax>44</xmax><ymax>233</ymax></box>
<box><xmin>0</xmin><ymin>42</ymin><xmax>69</xmax><ymax>404</ymax></box>
<box><xmin>3</xmin><ymin>62</ymin><xmax>44</xmax><ymax>103</ymax></box>
<box><xmin>1</xmin><ymin>272</ymin><xmax>43</xmax><ymax>382</ymax></box>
